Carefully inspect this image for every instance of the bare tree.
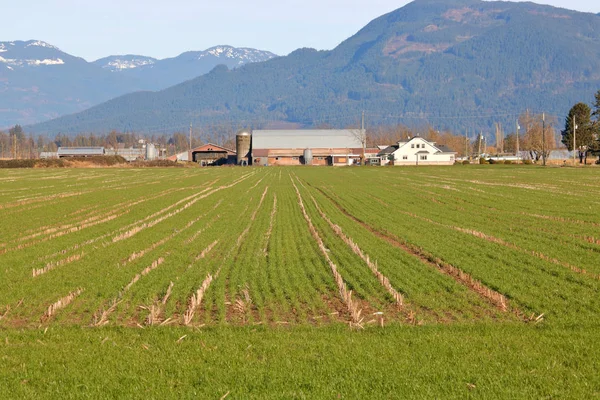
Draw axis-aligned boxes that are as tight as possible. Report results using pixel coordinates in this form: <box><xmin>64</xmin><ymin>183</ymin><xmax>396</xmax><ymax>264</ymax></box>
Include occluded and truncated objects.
<box><xmin>520</xmin><ymin>111</ymin><xmax>556</xmax><ymax>163</ymax></box>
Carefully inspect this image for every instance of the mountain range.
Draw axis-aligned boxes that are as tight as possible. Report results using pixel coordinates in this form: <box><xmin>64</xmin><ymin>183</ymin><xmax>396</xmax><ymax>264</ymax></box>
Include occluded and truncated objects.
<box><xmin>0</xmin><ymin>41</ymin><xmax>276</xmax><ymax>128</ymax></box>
<box><xmin>16</xmin><ymin>0</ymin><xmax>600</xmax><ymax>136</ymax></box>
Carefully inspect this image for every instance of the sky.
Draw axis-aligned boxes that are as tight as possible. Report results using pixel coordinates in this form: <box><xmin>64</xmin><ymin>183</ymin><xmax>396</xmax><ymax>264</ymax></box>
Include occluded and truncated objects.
<box><xmin>3</xmin><ymin>0</ymin><xmax>599</xmax><ymax>61</ymax></box>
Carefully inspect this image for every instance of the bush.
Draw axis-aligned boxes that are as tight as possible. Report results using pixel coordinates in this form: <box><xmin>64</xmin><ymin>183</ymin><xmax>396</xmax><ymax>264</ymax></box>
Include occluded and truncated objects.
<box><xmin>523</xmin><ymin>160</ymin><xmax>532</xmax><ymax>165</ymax></box>
<box><xmin>504</xmin><ymin>160</ymin><xmax>512</xmax><ymax>165</ymax></box>
<box><xmin>0</xmin><ymin>159</ymin><xmax>36</xmax><ymax>168</ymax></box>
<box><xmin>68</xmin><ymin>155</ymin><xmax>127</xmax><ymax>166</ymax></box>
<box><xmin>462</xmin><ymin>160</ymin><xmax>471</xmax><ymax>165</ymax></box>
<box><xmin>479</xmin><ymin>157</ymin><xmax>488</xmax><ymax>164</ymax></box>
<box><xmin>130</xmin><ymin>160</ymin><xmax>184</xmax><ymax>168</ymax></box>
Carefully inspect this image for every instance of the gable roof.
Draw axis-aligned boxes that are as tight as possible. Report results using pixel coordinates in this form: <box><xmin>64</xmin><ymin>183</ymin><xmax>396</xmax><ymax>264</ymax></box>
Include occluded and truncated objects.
<box><xmin>191</xmin><ymin>143</ymin><xmax>236</xmax><ymax>154</ymax></box>
<box><xmin>252</xmin><ymin>129</ymin><xmax>363</xmax><ymax>150</ymax></box>
<box><xmin>377</xmin><ymin>145</ymin><xmax>398</xmax><ymax>156</ymax></box>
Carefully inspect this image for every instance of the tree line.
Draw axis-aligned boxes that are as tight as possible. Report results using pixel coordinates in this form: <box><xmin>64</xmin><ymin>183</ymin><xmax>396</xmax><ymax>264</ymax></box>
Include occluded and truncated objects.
<box><xmin>3</xmin><ymin>96</ymin><xmax>599</xmax><ymax>162</ymax></box>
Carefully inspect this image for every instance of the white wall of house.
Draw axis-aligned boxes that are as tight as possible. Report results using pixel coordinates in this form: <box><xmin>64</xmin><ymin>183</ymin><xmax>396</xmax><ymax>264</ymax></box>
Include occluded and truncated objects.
<box><xmin>392</xmin><ymin>137</ymin><xmax>455</xmax><ymax>166</ymax></box>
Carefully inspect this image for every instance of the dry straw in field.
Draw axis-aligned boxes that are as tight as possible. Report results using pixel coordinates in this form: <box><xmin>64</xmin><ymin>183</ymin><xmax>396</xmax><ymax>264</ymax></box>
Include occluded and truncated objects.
<box><xmin>42</xmin><ymin>288</ymin><xmax>84</xmax><ymax>322</ymax></box>
<box><xmin>183</xmin><ymin>270</ymin><xmax>219</xmax><ymax>326</ymax></box>
<box><xmin>307</xmin><ymin>191</ymin><xmax>404</xmax><ymax>307</ymax></box>
<box><xmin>291</xmin><ymin>177</ymin><xmax>363</xmax><ymax>328</ymax></box>
<box><xmin>32</xmin><ymin>252</ymin><xmax>84</xmax><ymax>277</ymax></box>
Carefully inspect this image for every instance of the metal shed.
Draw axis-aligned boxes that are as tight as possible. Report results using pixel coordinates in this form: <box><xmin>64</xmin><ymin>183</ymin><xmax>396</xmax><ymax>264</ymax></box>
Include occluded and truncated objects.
<box><xmin>57</xmin><ymin>147</ymin><xmax>105</xmax><ymax>158</ymax></box>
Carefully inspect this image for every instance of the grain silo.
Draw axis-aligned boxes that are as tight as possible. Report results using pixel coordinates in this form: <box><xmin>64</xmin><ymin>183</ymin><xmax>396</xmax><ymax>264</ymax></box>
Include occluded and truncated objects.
<box><xmin>303</xmin><ymin>148</ymin><xmax>313</xmax><ymax>165</ymax></box>
<box><xmin>236</xmin><ymin>129</ymin><xmax>251</xmax><ymax>165</ymax></box>
<box><xmin>145</xmin><ymin>143</ymin><xmax>158</xmax><ymax>161</ymax></box>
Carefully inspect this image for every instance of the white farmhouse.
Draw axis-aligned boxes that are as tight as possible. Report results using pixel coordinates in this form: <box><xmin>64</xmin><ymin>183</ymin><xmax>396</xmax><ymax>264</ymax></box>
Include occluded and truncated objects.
<box><xmin>377</xmin><ymin>137</ymin><xmax>456</xmax><ymax>166</ymax></box>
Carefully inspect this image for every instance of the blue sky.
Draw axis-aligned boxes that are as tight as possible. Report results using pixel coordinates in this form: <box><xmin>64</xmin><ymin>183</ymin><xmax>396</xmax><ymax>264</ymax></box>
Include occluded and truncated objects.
<box><xmin>3</xmin><ymin>0</ymin><xmax>598</xmax><ymax>61</ymax></box>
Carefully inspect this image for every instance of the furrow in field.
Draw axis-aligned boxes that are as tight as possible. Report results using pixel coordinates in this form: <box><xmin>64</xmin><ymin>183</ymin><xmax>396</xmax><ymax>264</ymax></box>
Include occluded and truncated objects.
<box><xmin>140</xmin><ymin>282</ymin><xmax>175</xmax><ymax>326</ymax></box>
<box><xmin>304</xmin><ymin>181</ymin><xmax>405</xmax><ymax>309</ymax></box>
<box><xmin>291</xmin><ymin>177</ymin><xmax>364</xmax><ymax>328</ymax></box>
<box><xmin>124</xmin><ymin>200</ymin><xmax>222</xmax><ymax>266</ymax></box>
<box><xmin>262</xmin><ymin>195</ymin><xmax>277</xmax><ymax>256</ymax></box>
<box><xmin>316</xmin><ymin>187</ymin><xmax>521</xmax><ymax>317</ymax></box>
<box><xmin>220</xmin><ymin>186</ymin><xmax>272</xmax><ymax>325</ymax></box>
<box><xmin>0</xmin><ymin>191</ymin><xmax>88</xmax><ymax>210</ymax></box>
<box><xmin>112</xmin><ymin>174</ymin><xmax>251</xmax><ymax>243</ymax></box>
<box><xmin>92</xmin><ymin>256</ymin><xmax>167</xmax><ymax>326</ymax></box>
<box><xmin>398</xmin><ymin>209</ymin><xmax>600</xmax><ymax>281</ymax></box>
<box><xmin>19</xmin><ymin>186</ymin><xmax>191</xmax><ymax>248</ymax></box>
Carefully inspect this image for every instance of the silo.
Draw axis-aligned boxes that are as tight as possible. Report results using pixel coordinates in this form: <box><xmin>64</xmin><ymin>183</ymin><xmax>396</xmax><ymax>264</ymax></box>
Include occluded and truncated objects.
<box><xmin>145</xmin><ymin>143</ymin><xmax>158</xmax><ymax>161</ymax></box>
<box><xmin>236</xmin><ymin>129</ymin><xmax>251</xmax><ymax>165</ymax></box>
<box><xmin>303</xmin><ymin>148</ymin><xmax>313</xmax><ymax>165</ymax></box>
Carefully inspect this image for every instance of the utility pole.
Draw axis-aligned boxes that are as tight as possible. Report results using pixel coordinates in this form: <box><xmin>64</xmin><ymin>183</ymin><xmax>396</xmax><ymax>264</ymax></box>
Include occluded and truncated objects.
<box><xmin>189</xmin><ymin>122</ymin><xmax>193</xmax><ymax>151</ymax></box>
<box><xmin>483</xmin><ymin>134</ymin><xmax>487</xmax><ymax>156</ymax></box>
<box><xmin>516</xmin><ymin>120</ymin><xmax>520</xmax><ymax>161</ymax></box>
<box><xmin>573</xmin><ymin>115</ymin><xmax>577</xmax><ymax>166</ymax></box>
<box><xmin>361</xmin><ymin>110</ymin><xmax>365</xmax><ymax>165</ymax></box>
<box><xmin>542</xmin><ymin>113</ymin><xmax>546</xmax><ymax>166</ymax></box>
<box><xmin>464</xmin><ymin>130</ymin><xmax>468</xmax><ymax>160</ymax></box>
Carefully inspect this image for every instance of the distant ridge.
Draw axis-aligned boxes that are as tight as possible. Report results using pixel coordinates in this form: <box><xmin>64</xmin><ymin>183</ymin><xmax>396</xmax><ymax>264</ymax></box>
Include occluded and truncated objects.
<box><xmin>0</xmin><ymin>42</ymin><xmax>276</xmax><ymax>127</ymax></box>
<box><xmin>92</xmin><ymin>46</ymin><xmax>277</xmax><ymax>90</ymax></box>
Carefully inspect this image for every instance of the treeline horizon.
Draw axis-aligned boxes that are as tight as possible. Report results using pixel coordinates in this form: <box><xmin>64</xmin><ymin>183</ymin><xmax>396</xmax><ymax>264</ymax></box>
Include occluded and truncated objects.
<box><xmin>2</xmin><ymin>105</ymin><xmax>598</xmax><ymax>161</ymax></box>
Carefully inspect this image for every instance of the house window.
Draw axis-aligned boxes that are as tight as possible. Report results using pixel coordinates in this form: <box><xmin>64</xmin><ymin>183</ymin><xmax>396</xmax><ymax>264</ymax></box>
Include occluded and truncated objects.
<box><xmin>292</xmin><ymin>157</ymin><xmax>298</xmax><ymax>160</ymax></box>
<box><xmin>317</xmin><ymin>157</ymin><xmax>324</xmax><ymax>160</ymax></box>
<box><xmin>275</xmin><ymin>157</ymin><xmax>279</xmax><ymax>160</ymax></box>
<box><xmin>411</xmin><ymin>144</ymin><xmax>415</xmax><ymax>148</ymax></box>
<box><xmin>402</xmin><ymin>155</ymin><xmax>408</xmax><ymax>160</ymax></box>
<box><xmin>420</xmin><ymin>155</ymin><xmax>428</xmax><ymax>160</ymax></box>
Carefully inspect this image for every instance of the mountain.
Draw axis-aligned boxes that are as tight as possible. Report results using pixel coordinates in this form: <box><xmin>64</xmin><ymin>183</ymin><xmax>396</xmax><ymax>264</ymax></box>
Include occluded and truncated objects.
<box><xmin>0</xmin><ymin>42</ymin><xmax>277</xmax><ymax>128</ymax></box>
<box><xmin>93</xmin><ymin>55</ymin><xmax>158</xmax><ymax>72</ymax></box>
<box><xmin>92</xmin><ymin>46</ymin><xmax>277</xmax><ymax>90</ymax></box>
<box><xmin>0</xmin><ymin>40</ymin><xmax>143</xmax><ymax>127</ymax></box>
<box><xmin>27</xmin><ymin>0</ymin><xmax>600</xmax><ymax>136</ymax></box>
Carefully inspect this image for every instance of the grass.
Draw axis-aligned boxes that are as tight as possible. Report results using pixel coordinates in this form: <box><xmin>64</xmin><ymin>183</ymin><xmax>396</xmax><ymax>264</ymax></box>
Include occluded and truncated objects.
<box><xmin>0</xmin><ymin>324</ymin><xmax>598</xmax><ymax>399</ymax></box>
<box><xmin>0</xmin><ymin>165</ymin><xmax>598</xmax><ymax>398</ymax></box>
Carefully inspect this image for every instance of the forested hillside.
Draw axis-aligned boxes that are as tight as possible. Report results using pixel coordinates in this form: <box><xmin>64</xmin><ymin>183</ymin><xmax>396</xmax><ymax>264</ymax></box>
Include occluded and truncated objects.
<box><xmin>27</xmin><ymin>0</ymin><xmax>600</xmax><ymax>135</ymax></box>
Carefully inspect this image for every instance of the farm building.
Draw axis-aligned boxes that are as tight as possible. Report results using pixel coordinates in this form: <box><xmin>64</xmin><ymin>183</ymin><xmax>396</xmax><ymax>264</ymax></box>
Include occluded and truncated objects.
<box><xmin>167</xmin><ymin>151</ymin><xmax>189</xmax><ymax>162</ymax></box>
<box><xmin>189</xmin><ymin>143</ymin><xmax>236</xmax><ymax>166</ymax></box>
<box><xmin>57</xmin><ymin>147</ymin><xmax>105</xmax><ymax>158</ymax></box>
<box><xmin>105</xmin><ymin>147</ymin><xmax>145</xmax><ymax>161</ymax></box>
<box><xmin>378</xmin><ymin>137</ymin><xmax>456</xmax><ymax>166</ymax></box>
<box><xmin>248</xmin><ymin>129</ymin><xmax>364</xmax><ymax>166</ymax></box>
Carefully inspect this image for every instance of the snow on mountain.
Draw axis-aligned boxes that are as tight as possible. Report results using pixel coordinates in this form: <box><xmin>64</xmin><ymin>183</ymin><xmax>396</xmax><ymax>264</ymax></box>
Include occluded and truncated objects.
<box><xmin>0</xmin><ymin>40</ymin><xmax>68</xmax><ymax>68</ymax></box>
<box><xmin>25</xmin><ymin>40</ymin><xmax>60</xmax><ymax>50</ymax></box>
<box><xmin>94</xmin><ymin>55</ymin><xmax>158</xmax><ymax>72</ymax></box>
<box><xmin>0</xmin><ymin>55</ymin><xmax>65</xmax><ymax>66</ymax></box>
<box><xmin>1</xmin><ymin>40</ymin><xmax>278</xmax><ymax>127</ymax></box>
<box><xmin>201</xmin><ymin>45</ymin><xmax>277</xmax><ymax>65</ymax></box>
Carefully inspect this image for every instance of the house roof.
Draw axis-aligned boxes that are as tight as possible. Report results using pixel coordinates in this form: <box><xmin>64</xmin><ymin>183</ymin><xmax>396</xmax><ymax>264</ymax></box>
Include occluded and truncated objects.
<box><xmin>191</xmin><ymin>143</ymin><xmax>236</xmax><ymax>154</ymax></box>
<box><xmin>377</xmin><ymin>145</ymin><xmax>398</xmax><ymax>156</ymax></box>
<box><xmin>436</xmin><ymin>145</ymin><xmax>455</xmax><ymax>154</ymax></box>
<box><xmin>252</xmin><ymin>129</ymin><xmax>363</xmax><ymax>150</ymax></box>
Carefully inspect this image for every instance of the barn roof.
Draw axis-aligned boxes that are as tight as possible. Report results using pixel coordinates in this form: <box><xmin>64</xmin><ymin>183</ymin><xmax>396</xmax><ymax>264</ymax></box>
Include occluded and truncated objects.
<box><xmin>57</xmin><ymin>147</ymin><xmax>105</xmax><ymax>156</ymax></box>
<box><xmin>252</xmin><ymin>130</ymin><xmax>363</xmax><ymax>150</ymax></box>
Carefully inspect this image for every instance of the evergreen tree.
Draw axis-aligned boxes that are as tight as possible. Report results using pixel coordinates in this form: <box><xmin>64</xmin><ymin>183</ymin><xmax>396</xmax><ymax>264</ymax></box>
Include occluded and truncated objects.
<box><xmin>562</xmin><ymin>103</ymin><xmax>594</xmax><ymax>155</ymax></box>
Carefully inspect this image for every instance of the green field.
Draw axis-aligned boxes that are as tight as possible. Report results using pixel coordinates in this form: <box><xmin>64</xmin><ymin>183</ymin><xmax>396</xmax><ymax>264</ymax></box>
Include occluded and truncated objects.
<box><xmin>0</xmin><ymin>166</ymin><xmax>598</xmax><ymax>398</ymax></box>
